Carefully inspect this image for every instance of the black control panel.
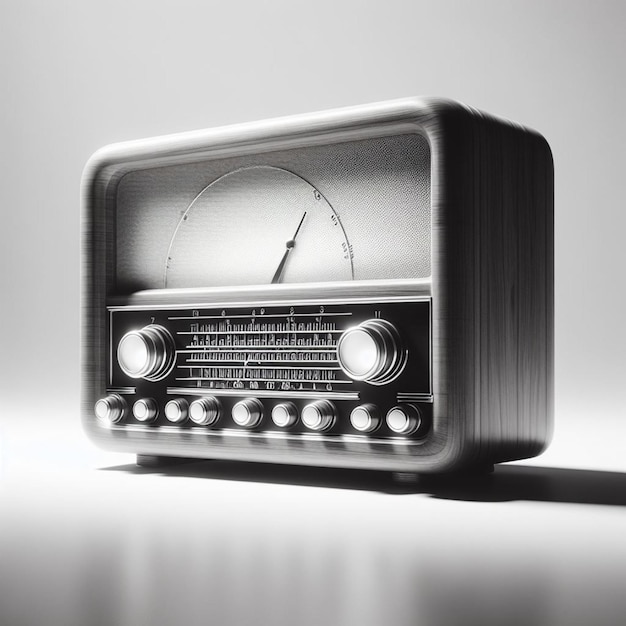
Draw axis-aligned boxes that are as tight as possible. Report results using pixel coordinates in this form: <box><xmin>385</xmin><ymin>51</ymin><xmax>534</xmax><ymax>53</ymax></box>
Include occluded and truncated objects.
<box><xmin>100</xmin><ymin>300</ymin><xmax>432</xmax><ymax>440</ymax></box>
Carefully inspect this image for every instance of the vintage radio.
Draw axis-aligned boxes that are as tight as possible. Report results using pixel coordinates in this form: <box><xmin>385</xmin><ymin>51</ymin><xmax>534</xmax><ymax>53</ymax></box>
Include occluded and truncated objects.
<box><xmin>81</xmin><ymin>97</ymin><xmax>553</xmax><ymax>473</ymax></box>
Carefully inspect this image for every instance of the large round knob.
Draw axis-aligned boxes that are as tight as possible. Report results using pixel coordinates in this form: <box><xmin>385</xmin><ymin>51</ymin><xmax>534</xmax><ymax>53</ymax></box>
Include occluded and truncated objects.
<box><xmin>232</xmin><ymin>398</ymin><xmax>264</xmax><ymax>429</ymax></box>
<box><xmin>164</xmin><ymin>398</ymin><xmax>188</xmax><ymax>424</ymax></box>
<box><xmin>117</xmin><ymin>324</ymin><xmax>176</xmax><ymax>382</ymax></box>
<box><xmin>94</xmin><ymin>394</ymin><xmax>127</xmax><ymax>424</ymax></box>
<box><xmin>133</xmin><ymin>398</ymin><xmax>158</xmax><ymax>423</ymax></box>
<box><xmin>336</xmin><ymin>319</ymin><xmax>406</xmax><ymax>385</ymax></box>
<box><xmin>189</xmin><ymin>397</ymin><xmax>221</xmax><ymax>426</ymax></box>
<box><xmin>350</xmin><ymin>403</ymin><xmax>381</xmax><ymax>433</ymax></box>
<box><xmin>386</xmin><ymin>404</ymin><xmax>422</xmax><ymax>435</ymax></box>
<box><xmin>301</xmin><ymin>400</ymin><xmax>336</xmax><ymax>432</ymax></box>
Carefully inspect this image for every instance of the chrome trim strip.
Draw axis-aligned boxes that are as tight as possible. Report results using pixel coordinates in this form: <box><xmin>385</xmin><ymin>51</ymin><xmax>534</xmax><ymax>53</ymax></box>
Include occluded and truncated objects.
<box><xmin>106</xmin><ymin>285</ymin><xmax>432</xmax><ymax>311</ymax></box>
<box><xmin>109</xmin><ymin>310</ymin><xmax>114</xmax><ymax>385</ymax></box>
<box><xmin>397</xmin><ymin>393</ymin><xmax>434</xmax><ymax>403</ymax></box>
<box><xmin>107</xmin><ymin>423</ymin><xmax>424</xmax><ymax>446</ymax></box>
<box><xmin>106</xmin><ymin>387</ymin><xmax>136</xmax><ymax>395</ymax></box>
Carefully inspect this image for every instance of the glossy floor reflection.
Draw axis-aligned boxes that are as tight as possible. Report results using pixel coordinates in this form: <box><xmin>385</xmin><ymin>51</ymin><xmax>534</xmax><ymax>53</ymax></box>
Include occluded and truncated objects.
<box><xmin>2</xmin><ymin>440</ymin><xmax>626</xmax><ymax>626</ymax></box>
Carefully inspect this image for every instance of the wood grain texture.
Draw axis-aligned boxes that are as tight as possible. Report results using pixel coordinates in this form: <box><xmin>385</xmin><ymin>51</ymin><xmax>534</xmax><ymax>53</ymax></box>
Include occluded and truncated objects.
<box><xmin>81</xmin><ymin>97</ymin><xmax>553</xmax><ymax>473</ymax></box>
<box><xmin>427</xmin><ymin>102</ymin><xmax>554</xmax><ymax>469</ymax></box>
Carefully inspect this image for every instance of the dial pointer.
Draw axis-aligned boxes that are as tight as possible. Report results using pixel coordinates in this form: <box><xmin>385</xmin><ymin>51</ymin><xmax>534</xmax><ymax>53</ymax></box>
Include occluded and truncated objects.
<box><xmin>271</xmin><ymin>211</ymin><xmax>307</xmax><ymax>284</ymax></box>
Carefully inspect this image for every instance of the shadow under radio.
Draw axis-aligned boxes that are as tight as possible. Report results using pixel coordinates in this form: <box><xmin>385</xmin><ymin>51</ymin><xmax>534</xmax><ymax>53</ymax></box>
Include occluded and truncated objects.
<box><xmin>100</xmin><ymin>461</ymin><xmax>626</xmax><ymax>506</ymax></box>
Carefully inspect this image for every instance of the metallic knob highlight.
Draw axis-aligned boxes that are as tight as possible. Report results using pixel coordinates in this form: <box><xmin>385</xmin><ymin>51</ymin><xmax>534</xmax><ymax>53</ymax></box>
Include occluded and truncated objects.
<box><xmin>232</xmin><ymin>398</ymin><xmax>264</xmax><ymax>429</ymax></box>
<box><xmin>164</xmin><ymin>398</ymin><xmax>189</xmax><ymax>424</ymax></box>
<box><xmin>301</xmin><ymin>400</ymin><xmax>336</xmax><ymax>432</ymax></box>
<box><xmin>117</xmin><ymin>324</ymin><xmax>176</xmax><ymax>382</ymax></box>
<box><xmin>336</xmin><ymin>319</ymin><xmax>406</xmax><ymax>385</ymax></box>
<box><xmin>350</xmin><ymin>403</ymin><xmax>381</xmax><ymax>433</ymax></box>
<box><xmin>189</xmin><ymin>397</ymin><xmax>221</xmax><ymax>426</ymax></box>
<box><xmin>94</xmin><ymin>394</ymin><xmax>127</xmax><ymax>424</ymax></box>
<box><xmin>133</xmin><ymin>398</ymin><xmax>158</xmax><ymax>423</ymax></box>
<box><xmin>271</xmin><ymin>402</ymin><xmax>298</xmax><ymax>428</ymax></box>
<box><xmin>386</xmin><ymin>404</ymin><xmax>422</xmax><ymax>435</ymax></box>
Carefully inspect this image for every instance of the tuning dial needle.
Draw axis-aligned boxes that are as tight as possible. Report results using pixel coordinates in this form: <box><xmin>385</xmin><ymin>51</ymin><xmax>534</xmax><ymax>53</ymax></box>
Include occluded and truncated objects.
<box><xmin>271</xmin><ymin>211</ymin><xmax>307</xmax><ymax>284</ymax></box>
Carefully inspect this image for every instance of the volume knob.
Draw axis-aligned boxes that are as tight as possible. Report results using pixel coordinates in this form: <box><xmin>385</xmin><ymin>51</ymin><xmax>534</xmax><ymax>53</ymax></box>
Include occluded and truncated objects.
<box><xmin>117</xmin><ymin>324</ymin><xmax>176</xmax><ymax>382</ymax></box>
<box><xmin>337</xmin><ymin>319</ymin><xmax>406</xmax><ymax>385</ymax></box>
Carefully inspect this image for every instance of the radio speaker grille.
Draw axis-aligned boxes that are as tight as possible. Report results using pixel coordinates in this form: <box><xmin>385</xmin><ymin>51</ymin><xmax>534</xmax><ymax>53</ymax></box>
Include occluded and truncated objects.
<box><xmin>116</xmin><ymin>133</ymin><xmax>431</xmax><ymax>291</ymax></box>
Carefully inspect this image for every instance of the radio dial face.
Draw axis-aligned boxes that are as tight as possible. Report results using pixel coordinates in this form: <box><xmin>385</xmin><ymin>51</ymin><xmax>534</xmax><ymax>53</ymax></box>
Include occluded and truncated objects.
<box><xmin>117</xmin><ymin>325</ymin><xmax>176</xmax><ymax>382</ymax></box>
<box><xmin>164</xmin><ymin>166</ymin><xmax>354</xmax><ymax>288</ymax></box>
<box><xmin>337</xmin><ymin>319</ymin><xmax>407</xmax><ymax>385</ymax></box>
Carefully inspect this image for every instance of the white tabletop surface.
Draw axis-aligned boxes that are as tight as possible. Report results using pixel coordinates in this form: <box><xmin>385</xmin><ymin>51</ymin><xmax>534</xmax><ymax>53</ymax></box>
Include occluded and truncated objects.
<box><xmin>1</xmin><ymin>412</ymin><xmax>625</xmax><ymax>626</ymax></box>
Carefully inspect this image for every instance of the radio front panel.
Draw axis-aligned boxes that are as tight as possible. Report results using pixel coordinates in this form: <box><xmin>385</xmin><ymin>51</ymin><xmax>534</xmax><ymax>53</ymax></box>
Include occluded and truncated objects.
<box><xmin>106</xmin><ymin>299</ymin><xmax>432</xmax><ymax>441</ymax></box>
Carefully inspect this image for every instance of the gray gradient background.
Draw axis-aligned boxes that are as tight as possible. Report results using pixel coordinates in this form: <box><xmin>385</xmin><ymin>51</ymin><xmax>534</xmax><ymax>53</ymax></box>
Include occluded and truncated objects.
<box><xmin>1</xmin><ymin>1</ymin><xmax>625</xmax><ymax>625</ymax></box>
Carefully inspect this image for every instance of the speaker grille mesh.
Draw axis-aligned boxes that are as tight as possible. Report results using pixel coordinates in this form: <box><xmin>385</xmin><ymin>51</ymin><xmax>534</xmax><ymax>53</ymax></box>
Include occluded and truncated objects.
<box><xmin>116</xmin><ymin>133</ymin><xmax>430</xmax><ymax>291</ymax></box>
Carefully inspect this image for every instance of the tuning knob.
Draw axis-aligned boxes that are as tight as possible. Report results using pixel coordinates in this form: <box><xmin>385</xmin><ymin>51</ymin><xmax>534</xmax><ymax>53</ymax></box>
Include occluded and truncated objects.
<box><xmin>301</xmin><ymin>400</ymin><xmax>336</xmax><ymax>432</ymax></box>
<box><xmin>386</xmin><ymin>404</ymin><xmax>423</xmax><ymax>435</ymax></box>
<box><xmin>336</xmin><ymin>319</ymin><xmax>406</xmax><ymax>385</ymax></box>
<box><xmin>94</xmin><ymin>394</ymin><xmax>127</xmax><ymax>424</ymax></box>
<box><xmin>117</xmin><ymin>324</ymin><xmax>176</xmax><ymax>382</ymax></box>
<box><xmin>164</xmin><ymin>398</ymin><xmax>189</xmax><ymax>424</ymax></box>
<box><xmin>133</xmin><ymin>398</ymin><xmax>158</xmax><ymax>423</ymax></box>
<box><xmin>189</xmin><ymin>397</ymin><xmax>221</xmax><ymax>426</ymax></box>
<box><xmin>232</xmin><ymin>398</ymin><xmax>264</xmax><ymax>429</ymax></box>
<box><xmin>350</xmin><ymin>403</ymin><xmax>381</xmax><ymax>433</ymax></box>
